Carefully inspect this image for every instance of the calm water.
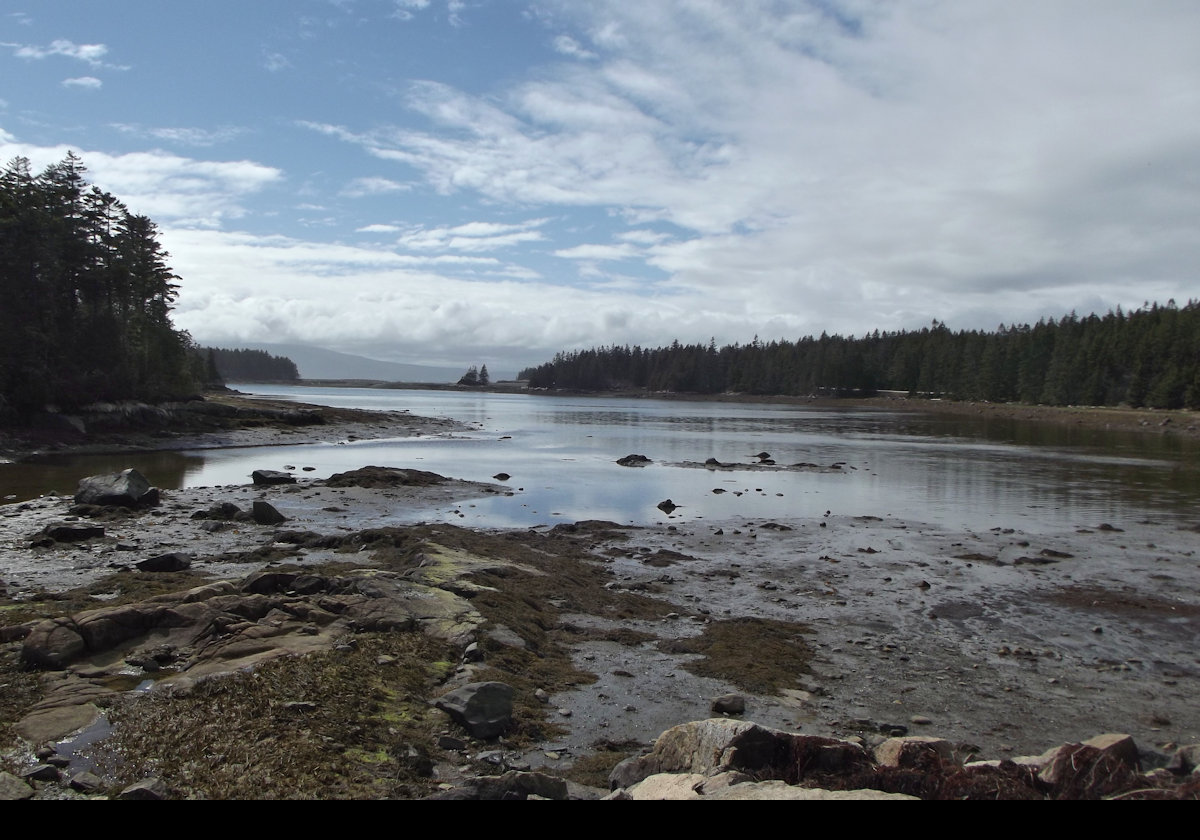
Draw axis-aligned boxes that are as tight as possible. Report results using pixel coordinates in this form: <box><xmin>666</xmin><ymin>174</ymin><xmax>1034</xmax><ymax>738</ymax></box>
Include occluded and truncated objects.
<box><xmin>3</xmin><ymin>385</ymin><xmax>1198</xmax><ymax>532</ymax></box>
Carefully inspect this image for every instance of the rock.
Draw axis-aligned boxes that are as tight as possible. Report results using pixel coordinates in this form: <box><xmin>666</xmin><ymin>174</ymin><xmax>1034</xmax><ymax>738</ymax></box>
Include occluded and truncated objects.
<box><xmin>434</xmin><ymin>681</ymin><xmax>515</xmax><ymax>740</ymax></box>
<box><xmin>711</xmin><ymin>694</ymin><xmax>746</xmax><ymax>715</ymax></box>
<box><xmin>657</xmin><ymin>499</ymin><xmax>678</xmax><ymax>514</ymax></box>
<box><xmin>706</xmin><ymin>782</ymin><xmax>918</xmax><ymax>801</ymax></box>
<box><xmin>40</xmin><ymin>523</ymin><xmax>106</xmax><ymax>543</ymax></box>
<box><xmin>74</xmin><ymin>469</ymin><xmax>158</xmax><ymax>507</ymax></box>
<box><xmin>251</xmin><ymin>469</ymin><xmax>295</xmax><ymax>485</ymax></box>
<box><xmin>874</xmin><ymin>736</ymin><xmax>958</xmax><ymax>768</ymax></box>
<box><xmin>69</xmin><ymin>771</ymin><xmax>106</xmax><ymax>793</ymax></box>
<box><xmin>21</xmin><ymin>764</ymin><xmax>61</xmax><ymax>783</ymax></box>
<box><xmin>492</xmin><ymin>473</ymin><xmax>511</xmax><ymax>481</ymax></box>
<box><xmin>136</xmin><ymin>552</ymin><xmax>193</xmax><ymax>573</ymax></box>
<box><xmin>119</xmin><ymin>777</ymin><xmax>169</xmax><ymax>800</ymax></box>
<box><xmin>625</xmin><ymin>772</ymin><xmax>706</xmax><ymax>800</ymax></box>
<box><xmin>472</xmin><ymin>771</ymin><xmax>570</xmax><ymax>801</ymax></box>
<box><xmin>0</xmin><ymin>771</ymin><xmax>35</xmax><ymax>801</ymax></box>
<box><xmin>325</xmin><ymin>466</ymin><xmax>444</xmax><ymax>488</ymax></box>
<box><xmin>622</xmin><ymin>772</ymin><xmax>917</xmax><ymax>800</ymax></box>
<box><xmin>438</xmin><ymin>735</ymin><xmax>468</xmax><ymax>751</ymax></box>
<box><xmin>616</xmin><ymin>454</ymin><xmax>652</xmax><ymax>467</ymax></box>
<box><xmin>1038</xmin><ymin>736</ymin><xmax>1141</xmax><ymax>794</ymax></box>
<box><xmin>251</xmin><ymin>500</ymin><xmax>287</xmax><ymax>525</ymax></box>
<box><xmin>609</xmin><ymin>719</ymin><xmax>870</xmax><ymax>790</ymax></box>
<box><xmin>1165</xmin><ymin>744</ymin><xmax>1200</xmax><ymax>775</ymax></box>
<box><xmin>1083</xmin><ymin>733</ymin><xmax>1140</xmax><ymax>769</ymax></box>
<box><xmin>193</xmin><ymin>501</ymin><xmax>244</xmax><ymax>521</ymax></box>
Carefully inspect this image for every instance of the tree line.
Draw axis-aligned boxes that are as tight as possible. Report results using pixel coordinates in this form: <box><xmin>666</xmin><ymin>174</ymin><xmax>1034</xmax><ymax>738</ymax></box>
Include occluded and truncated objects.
<box><xmin>202</xmin><ymin>347</ymin><xmax>299</xmax><ymax>383</ymax></box>
<box><xmin>0</xmin><ymin>154</ymin><xmax>216</xmax><ymax>419</ymax></box>
<box><xmin>518</xmin><ymin>301</ymin><xmax>1200</xmax><ymax>409</ymax></box>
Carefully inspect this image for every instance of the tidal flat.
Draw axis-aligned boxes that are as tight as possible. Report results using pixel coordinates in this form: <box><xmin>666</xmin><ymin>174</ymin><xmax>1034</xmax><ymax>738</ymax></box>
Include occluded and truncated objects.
<box><xmin>1</xmin><ymin>395</ymin><xmax>1197</xmax><ymax>798</ymax></box>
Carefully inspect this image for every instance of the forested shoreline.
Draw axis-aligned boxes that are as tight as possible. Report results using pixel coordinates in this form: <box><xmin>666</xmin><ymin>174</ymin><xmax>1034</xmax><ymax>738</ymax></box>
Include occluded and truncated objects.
<box><xmin>520</xmin><ymin>302</ymin><xmax>1200</xmax><ymax>409</ymax></box>
<box><xmin>0</xmin><ymin>154</ymin><xmax>216</xmax><ymax>420</ymax></box>
<box><xmin>202</xmin><ymin>347</ymin><xmax>299</xmax><ymax>383</ymax></box>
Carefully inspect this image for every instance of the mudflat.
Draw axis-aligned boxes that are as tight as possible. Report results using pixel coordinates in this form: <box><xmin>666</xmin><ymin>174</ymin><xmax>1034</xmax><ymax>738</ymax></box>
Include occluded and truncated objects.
<box><xmin>1</xmin><ymin>397</ymin><xmax>1197</xmax><ymax>799</ymax></box>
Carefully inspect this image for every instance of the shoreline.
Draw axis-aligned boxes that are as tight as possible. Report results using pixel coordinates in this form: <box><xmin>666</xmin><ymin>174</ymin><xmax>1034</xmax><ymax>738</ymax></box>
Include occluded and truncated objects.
<box><xmin>301</xmin><ymin>379</ymin><xmax>1200</xmax><ymax>439</ymax></box>
<box><xmin>0</xmin><ymin>392</ymin><xmax>473</xmax><ymax>465</ymax></box>
<box><xmin>1</xmin><ymin>394</ymin><xmax>1197</xmax><ymax>798</ymax></box>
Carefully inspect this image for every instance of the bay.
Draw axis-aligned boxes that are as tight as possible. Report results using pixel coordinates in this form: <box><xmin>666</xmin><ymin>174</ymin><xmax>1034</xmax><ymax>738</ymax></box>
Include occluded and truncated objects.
<box><xmin>3</xmin><ymin>384</ymin><xmax>1196</xmax><ymax>533</ymax></box>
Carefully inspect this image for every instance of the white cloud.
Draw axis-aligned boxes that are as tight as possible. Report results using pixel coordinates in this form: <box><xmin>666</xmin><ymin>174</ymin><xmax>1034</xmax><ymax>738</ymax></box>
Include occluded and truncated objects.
<box><xmin>357</xmin><ymin>223</ymin><xmax>402</xmax><ymax>233</ymax></box>
<box><xmin>554</xmin><ymin>243</ymin><xmax>637</xmax><ymax>261</ymax></box>
<box><xmin>110</xmin><ymin>123</ymin><xmax>245</xmax><ymax>147</ymax></box>
<box><xmin>0</xmin><ymin>137</ymin><xmax>282</xmax><ymax>228</ymax></box>
<box><xmin>617</xmin><ymin>229</ymin><xmax>669</xmax><ymax>245</ymax></box>
<box><xmin>61</xmin><ymin>76</ymin><xmax>102</xmax><ymax>89</ymax></box>
<box><xmin>308</xmin><ymin>1</ymin><xmax>1200</xmax><ymax>341</ymax></box>
<box><xmin>553</xmin><ymin>35</ymin><xmax>596</xmax><ymax>60</ymax></box>
<box><xmin>397</xmin><ymin>218</ymin><xmax>550</xmax><ymax>252</ymax></box>
<box><xmin>12</xmin><ymin>39</ymin><xmax>109</xmax><ymax>65</ymax></box>
<box><xmin>341</xmin><ymin>176</ymin><xmax>411</xmax><ymax>197</ymax></box>
<box><xmin>166</xmin><ymin>228</ymin><xmax>754</xmax><ymax>366</ymax></box>
<box><xmin>263</xmin><ymin>51</ymin><xmax>290</xmax><ymax>72</ymax></box>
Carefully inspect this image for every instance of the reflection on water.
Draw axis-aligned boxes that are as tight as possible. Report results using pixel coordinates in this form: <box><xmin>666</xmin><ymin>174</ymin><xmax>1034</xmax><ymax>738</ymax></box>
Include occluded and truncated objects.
<box><xmin>2</xmin><ymin>450</ymin><xmax>205</xmax><ymax>505</ymax></box>
<box><xmin>2</xmin><ymin>385</ymin><xmax>1197</xmax><ymax>533</ymax></box>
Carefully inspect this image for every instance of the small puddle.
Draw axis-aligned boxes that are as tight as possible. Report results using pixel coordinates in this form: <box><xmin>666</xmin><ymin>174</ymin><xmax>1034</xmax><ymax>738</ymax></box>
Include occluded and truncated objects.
<box><xmin>52</xmin><ymin>679</ymin><xmax>155</xmax><ymax>775</ymax></box>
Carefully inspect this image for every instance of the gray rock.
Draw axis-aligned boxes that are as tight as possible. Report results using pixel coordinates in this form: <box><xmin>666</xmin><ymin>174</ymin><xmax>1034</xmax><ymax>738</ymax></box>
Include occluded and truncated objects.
<box><xmin>616</xmin><ymin>454</ymin><xmax>652</xmax><ymax>467</ymax></box>
<box><xmin>251</xmin><ymin>500</ymin><xmax>287</xmax><ymax>525</ymax></box>
<box><xmin>136</xmin><ymin>552</ymin><xmax>193</xmax><ymax>573</ymax></box>
<box><xmin>438</xmin><ymin>735</ymin><xmax>468</xmax><ymax>751</ymax></box>
<box><xmin>474</xmin><ymin>771</ymin><xmax>570</xmax><ymax>801</ymax></box>
<box><xmin>1166</xmin><ymin>744</ymin><xmax>1200</xmax><ymax>775</ymax></box>
<box><xmin>0</xmin><ymin>771</ymin><xmax>35</xmax><ymax>800</ymax></box>
<box><xmin>251</xmin><ymin>469</ymin><xmax>295</xmax><ymax>485</ymax></box>
<box><xmin>69</xmin><ymin>771</ymin><xmax>106</xmax><ymax>793</ymax></box>
<box><xmin>711</xmin><ymin>694</ymin><xmax>746</xmax><ymax>715</ymax></box>
<box><xmin>609</xmin><ymin>718</ymin><xmax>870</xmax><ymax>790</ymax></box>
<box><xmin>434</xmin><ymin>681</ymin><xmax>514</xmax><ymax>740</ymax></box>
<box><xmin>21</xmin><ymin>764</ymin><xmax>61</xmax><ymax>782</ymax></box>
<box><xmin>42</xmin><ymin>523</ymin><xmax>106</xmax><ymax>542</ymax></box>
<box><xmin>74</xmin><ymin>468</ymin><xmax>158</xmax><ymax>507</ymax></box>
<box><xmin>119</xmin><ymin>777</ymin><xmax>169</xmax><ymax>800</ymax></box>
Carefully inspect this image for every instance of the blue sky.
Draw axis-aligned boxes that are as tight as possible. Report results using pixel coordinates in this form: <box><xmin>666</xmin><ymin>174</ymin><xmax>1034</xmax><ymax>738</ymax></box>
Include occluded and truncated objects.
<box><xmin>2</xmin><ymin>1</ymin><xmax>1199</xmax><ymax>375</ymax></box>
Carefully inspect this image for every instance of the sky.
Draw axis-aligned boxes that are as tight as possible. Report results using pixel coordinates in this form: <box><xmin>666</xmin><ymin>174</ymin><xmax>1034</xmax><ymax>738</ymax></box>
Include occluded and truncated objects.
<box><xmin>2</xmin><ymin>1</ymin><xmax>1198</xmax><ymax>376</ymax></box>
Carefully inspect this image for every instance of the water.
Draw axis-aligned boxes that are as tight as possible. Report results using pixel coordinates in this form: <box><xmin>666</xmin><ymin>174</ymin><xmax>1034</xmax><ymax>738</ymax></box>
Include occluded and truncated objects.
<box><xmin>3</xmin><ymin>385</ymin><xmax>1198</xmax><ymax>532</ymax></box>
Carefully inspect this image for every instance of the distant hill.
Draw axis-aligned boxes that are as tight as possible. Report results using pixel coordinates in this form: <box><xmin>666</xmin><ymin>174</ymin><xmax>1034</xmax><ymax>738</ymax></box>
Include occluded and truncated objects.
<box><xmin>208</xmin><ymin>343</ymin><xmax>464</xmax><ymax>383</ymax></box>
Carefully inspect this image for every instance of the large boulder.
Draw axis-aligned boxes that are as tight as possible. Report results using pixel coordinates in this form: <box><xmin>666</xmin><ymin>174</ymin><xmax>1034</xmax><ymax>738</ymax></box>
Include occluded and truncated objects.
<box><xmin>434</xmin><ymin>682</ymin><xmax>514</xmax><ymax>740</ymax></box>
<box><xmin>74</xmin><ymin>469</ymin><xmax>158</xmax><ymax>507</ymax></box>
<box><xmin>609</xmin><ymin>719</ymin><xmax>871</xmax><ymax>790</ymax></box>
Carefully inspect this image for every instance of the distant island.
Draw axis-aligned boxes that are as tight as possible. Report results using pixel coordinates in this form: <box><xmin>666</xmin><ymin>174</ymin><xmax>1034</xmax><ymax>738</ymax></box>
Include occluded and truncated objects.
<box><xmin>200</xmin><ymin>347</ymin><xmax>299</xmax><ymax>383</ymax></box>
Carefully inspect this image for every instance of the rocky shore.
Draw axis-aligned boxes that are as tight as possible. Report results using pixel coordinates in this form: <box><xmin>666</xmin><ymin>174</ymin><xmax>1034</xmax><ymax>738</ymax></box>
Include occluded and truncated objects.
<box><xmin>1</xmin><ymin>397</ymin><xmax>1198</xmax><ymax>799</ymax></box>
<box><xmin>0</xmin><ymin>392</ymin><xmax>470</xmax><ymax>465</ymax></box>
